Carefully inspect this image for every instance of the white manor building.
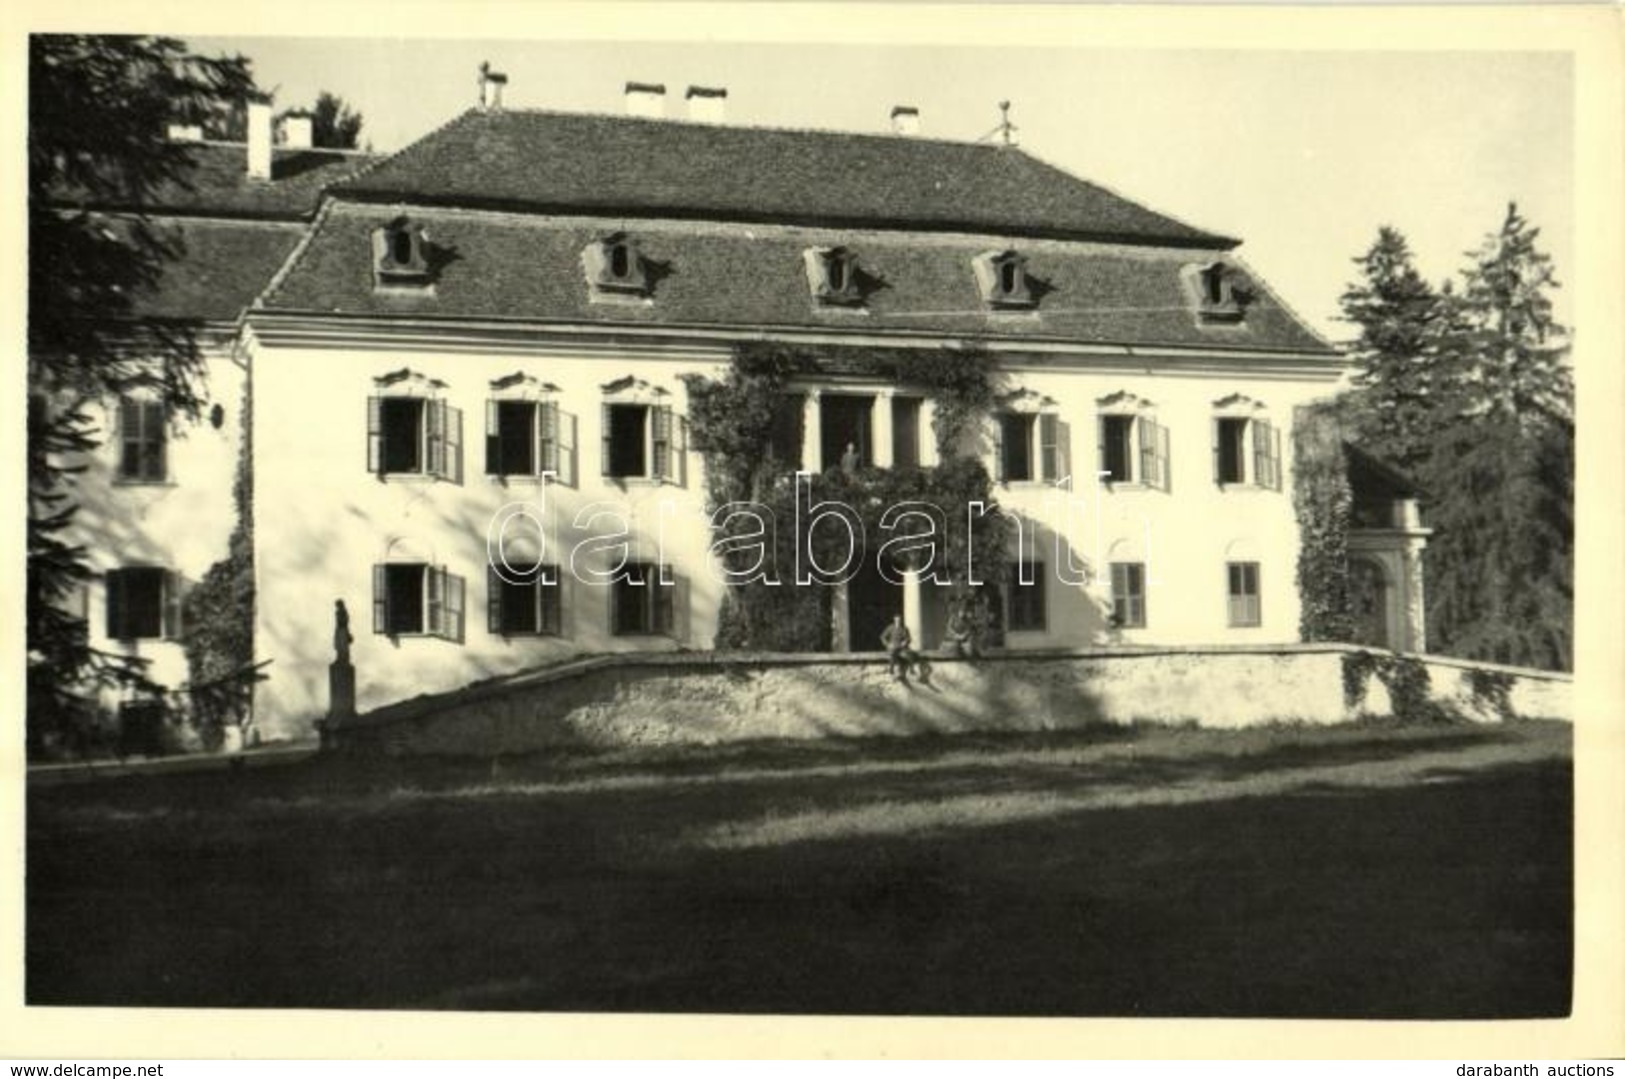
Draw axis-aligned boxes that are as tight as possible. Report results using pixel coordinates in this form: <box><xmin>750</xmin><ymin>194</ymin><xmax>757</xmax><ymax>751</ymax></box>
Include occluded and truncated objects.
<box><xmin>48</xmin><ymin>76</ymin><xmax>1431</xmax><ymax>742</ymax></box>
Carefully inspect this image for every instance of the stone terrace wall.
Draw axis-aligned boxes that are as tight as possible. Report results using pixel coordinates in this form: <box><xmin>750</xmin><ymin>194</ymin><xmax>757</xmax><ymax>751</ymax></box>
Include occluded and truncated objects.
<box><xmin>326</xmin><ymin>645</ymin><xmax>1573</xmax><ymax>757</ymax></box>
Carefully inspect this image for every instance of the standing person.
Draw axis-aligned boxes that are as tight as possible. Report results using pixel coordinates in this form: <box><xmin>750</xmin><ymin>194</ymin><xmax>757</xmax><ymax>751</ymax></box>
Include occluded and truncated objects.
<box><xmin>840</xmin><ymin>441</ymin><xmax>860</xmax><ymax>475</ymax></box>
<box><xmin>880</xmin><ymin>613</ymin><xmax>917</xmax><ymax>681</ymax></box>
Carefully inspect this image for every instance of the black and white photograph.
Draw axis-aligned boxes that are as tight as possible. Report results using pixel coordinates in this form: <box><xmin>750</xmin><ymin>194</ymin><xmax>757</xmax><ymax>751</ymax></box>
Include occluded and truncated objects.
<box><xmin>9</xmin><ymin>2</ymin><xmax>1622</xmax><ymax>1061</ymax></box>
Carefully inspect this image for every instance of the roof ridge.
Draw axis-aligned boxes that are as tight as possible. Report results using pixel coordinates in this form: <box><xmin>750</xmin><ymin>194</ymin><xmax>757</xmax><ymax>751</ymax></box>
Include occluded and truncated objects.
<box><xmin>467</xmin><ymin>104</ymin><xmax>1008</xmax><ymax>150</ymax></box>
<box><xmin>332</xmin><ymin>107</ymin><xmax>482</xmax><ymax>192</ymax></box>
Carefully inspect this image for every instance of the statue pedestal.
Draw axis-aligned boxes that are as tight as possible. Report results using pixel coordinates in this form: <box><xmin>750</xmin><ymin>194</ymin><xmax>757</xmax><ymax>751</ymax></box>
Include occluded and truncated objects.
<box><xmin>328</xmin><ymin>659</ymin><xmax>356</xmax><ymax>721</ymax></box>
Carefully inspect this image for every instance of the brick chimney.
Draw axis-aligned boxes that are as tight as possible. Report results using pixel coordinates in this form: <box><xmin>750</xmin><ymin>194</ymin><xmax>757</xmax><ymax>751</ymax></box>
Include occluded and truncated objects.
<box><xmin>890</xmin><ymin>105</ymin><xmax>920</xmax><ymax>136</ymax></box>
<box><xmin>479</xmin><ymin>62</ymin><xmax>507</xmax><ymax>110</ymax></box>
<box><xmin>246</xmin><ymin>99</ymin><xmax>273</xmax><ymax>181</ymax></box>
<box><xmin>625</xmin><ymin>81</ymin><xmax>666</xmax><ymax>119</ymax></box>
<box><xmin>685</xmin><ymin>85</ymin><xmax>726</xmax><ymax>123</ymax></box>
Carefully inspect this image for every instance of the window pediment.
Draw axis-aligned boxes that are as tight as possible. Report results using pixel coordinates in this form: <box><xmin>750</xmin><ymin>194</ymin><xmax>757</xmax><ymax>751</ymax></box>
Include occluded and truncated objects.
<box><xmin>490</xmin><ymin>371</ymin><xmax>562</xmax><ymax>397</ymax></box>
<box><xmin>995</xmin><ymin>387</ymin><xmax>1056</xmax><ymax>413</ymax></box>
<box><xmin>373</xmin><ymin>368</ymin><xmax>446</xmax><ymax>394</ymax></box>
<box><xmin>1096</xmin><ymin>390</ymin><xmax>1156</xmax><ymax>413</ymax></box>
<box><xmin>1211</xmin><ymin>392</ymin><xmax>1266</xmax><ymax>414</ymax></box>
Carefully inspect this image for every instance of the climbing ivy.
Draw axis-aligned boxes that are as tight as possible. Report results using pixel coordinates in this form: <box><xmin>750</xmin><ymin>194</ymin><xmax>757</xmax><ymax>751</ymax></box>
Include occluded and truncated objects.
<box><xmin>180</xmin><ymin>373</ymin><xmax>266</xmax><ymax>749</ymax></box>
<box><xmin>683</xmin><ymin>341</ymin><xmax>1012</xmax><ymax>651</ymax></box>
<box><xmin>1292</xmin><ymin>402</ymin><xmax>1355</xmax><ymax>642</ymax></box>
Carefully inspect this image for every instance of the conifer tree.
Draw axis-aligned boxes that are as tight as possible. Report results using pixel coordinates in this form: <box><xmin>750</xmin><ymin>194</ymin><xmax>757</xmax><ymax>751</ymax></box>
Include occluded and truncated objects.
<box><xmin>28</xmin><ymin>35</ymin><xmax>256</xmax><ymax>755</ymax></box>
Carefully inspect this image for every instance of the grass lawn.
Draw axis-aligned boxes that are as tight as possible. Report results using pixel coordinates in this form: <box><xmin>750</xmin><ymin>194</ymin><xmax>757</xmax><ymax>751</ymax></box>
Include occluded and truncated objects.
<box><xmin>26</xmin><ymin>720</ymin><xmax>1572</xmax><ymax>1017</ymax></box>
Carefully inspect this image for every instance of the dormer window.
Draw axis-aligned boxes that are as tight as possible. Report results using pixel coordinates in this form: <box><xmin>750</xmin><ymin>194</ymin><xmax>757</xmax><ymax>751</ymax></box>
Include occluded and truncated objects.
<box><xmin>372</xmin><ymin>219</ymin><xmax>431</xmax><ymax>288</ymax></box>
<box><xmin>974</xmin><ymin>249</ymin><xmax>1034</xmax><ymax>309</ymax></box>
<box><xmin>1191</xmin><ymin>261</ymin><xmax>1250</xmax><ymax>324</ymax></box>
<box><xmin>584</xmin><ymin>233</ymin><xmax>650</xmax><ymax>298</ymax></box>
<box><xmin>804</xmin><ymin>246</ymin><xmax>862</xmax><ymax>307</ymax></box>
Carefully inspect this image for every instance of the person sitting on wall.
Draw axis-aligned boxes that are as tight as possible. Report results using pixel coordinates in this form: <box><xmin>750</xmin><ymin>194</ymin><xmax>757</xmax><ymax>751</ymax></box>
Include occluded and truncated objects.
<box><xmin>880</xmin><ymin>614</ymin><xmax>919</xmax><ymax>682</ymax></box>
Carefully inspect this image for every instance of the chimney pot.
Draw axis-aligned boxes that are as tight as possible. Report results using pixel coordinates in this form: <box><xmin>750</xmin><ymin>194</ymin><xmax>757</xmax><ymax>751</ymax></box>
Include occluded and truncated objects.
<box><xmin>625</xmin><ymin>81</ymin><xmax>667</xmax><ymax>119</ymax></box>
<box><xmin>281</xmin><ymin>111</ymin><xmax>314</xmax><ymax>150</ymax></box>
<box><xmin>890</xmin><ymin>105</ymin><xmax>920</xmax><ymax>136</ymax></box>
<box><xmin>685</xmin><ymin>85</ymin><xmax>727</xmax><ymax>124</ymax></box>
<box><xmin>246</xmin><ymin>99</ymin><xmax>273</xmax><ymax>181</ymax></box>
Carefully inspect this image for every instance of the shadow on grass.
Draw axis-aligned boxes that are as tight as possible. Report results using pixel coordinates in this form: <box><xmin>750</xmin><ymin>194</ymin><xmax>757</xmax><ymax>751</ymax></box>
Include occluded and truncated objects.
<box><xmin>26</xmin><ymin>725</ymin><xmax>1572</xmax><ymax>1018</ymax></box>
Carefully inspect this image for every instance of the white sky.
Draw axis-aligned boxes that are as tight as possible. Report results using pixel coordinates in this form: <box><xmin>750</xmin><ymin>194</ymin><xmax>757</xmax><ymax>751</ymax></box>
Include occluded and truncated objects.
<box><xmin>189</xmin><ymin>36</ymin><xmax>1574</xmax><ymax>342</ymax></box>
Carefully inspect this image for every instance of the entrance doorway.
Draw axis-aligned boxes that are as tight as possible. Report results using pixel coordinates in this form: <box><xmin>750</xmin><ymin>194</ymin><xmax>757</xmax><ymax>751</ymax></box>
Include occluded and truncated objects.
<box><xmin>847</xmin><ymin>555</ymin><xmax>902</xmax><ymax>652</ymax></box>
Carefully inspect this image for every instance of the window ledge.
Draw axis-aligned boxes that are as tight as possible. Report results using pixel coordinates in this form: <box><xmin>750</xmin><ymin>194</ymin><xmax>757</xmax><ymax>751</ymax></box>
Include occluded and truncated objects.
<box><xmin>112</xmin><ymin>478</ymin><xmax>176</xmax><ymax>489</ymax></box>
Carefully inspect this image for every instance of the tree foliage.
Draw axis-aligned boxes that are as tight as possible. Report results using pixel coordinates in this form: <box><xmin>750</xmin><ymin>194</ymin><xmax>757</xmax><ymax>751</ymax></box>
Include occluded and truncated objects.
<box><xmin>28</xmin><ymin>35</ymin><xmax>256</xmax><ymax>755</ymax></box>
<box><xmin>312</xmin><ymin>91</ymin><xmax>364</xmax><ymax>149</ymax></box>
<box><xmin>1335</xmin><ymin>204</ymin><xmax>1572</xmax><ymax>670</ymax></box>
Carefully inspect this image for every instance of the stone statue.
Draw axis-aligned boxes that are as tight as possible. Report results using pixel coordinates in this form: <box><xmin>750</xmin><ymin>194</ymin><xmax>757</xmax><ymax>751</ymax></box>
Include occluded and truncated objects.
<box><xmin>333</xmin><ymin>599</ymin><xmax>353</xmax><ymax>663</ymax></box>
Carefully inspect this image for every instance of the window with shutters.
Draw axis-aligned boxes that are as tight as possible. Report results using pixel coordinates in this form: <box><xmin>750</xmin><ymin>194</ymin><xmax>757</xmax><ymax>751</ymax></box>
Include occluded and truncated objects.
<box><xmin>1226</xmin><ymin>561</ymin><xmax>1262</xmax><ymax>627</ymax></box>
<box><xmin>993</xmin><ymin>396</ymin><xmax>1065</xmax><ymax>485</ymax></box>
<box><xmin>116</xmin><ymin>397</ymin><xmax>168</xmax><ymax>483</ymax></box>
<box><xmin>1006</xmin><ymin>562</ymin><xmax>1047</xmax><ymax>632</ymax></box>
<box><xmin>367</xmin><ymin>377</ymin><xmax>462</xmax><ymax>483</ymax></box>
<box><xmin>105</xmin><ymin>566</ymin><xmax>182</xmax><ymax>641</ymax></box>
<box><xmin>1094</xmin><ymin>393</ymin><xmax>1169</xmax><ymax>491</ymax></box>
<box><xmin>485</xmin><ymin>397</ymin><xmax>577</xmax><ymax>485</ymax></box>
<box><xmin>1210</xmin><ymin>403</ymin><xmax>1281</xmax><ymax>490</ymax></box>
<box><xmin>1110</xmin><ymin>562</ymin><xmax>1147</xmax><ymax>628</ymax></box>
<box><xmin>372</xmin><ymin>562</ymin><xmax>465</xmax><ymax>640</ymax></box>
<box><xmin>487</xmin><ymin>564</ymin><xmax>562</xmax><ymax>637</ymax></box>
<box><xmin>611</xmin><ymin>562</ymin><xmax>677</xmax><ymax>637</ymax></box>
<box><xmin>601</xmin><ymin>398</ymin><xmax>685</xmax><ymax>484</ymax></box>
<box><xmin>818</xmin><ymin>393</ymin><xmax>875</xmax><ymax>473</ymax></box>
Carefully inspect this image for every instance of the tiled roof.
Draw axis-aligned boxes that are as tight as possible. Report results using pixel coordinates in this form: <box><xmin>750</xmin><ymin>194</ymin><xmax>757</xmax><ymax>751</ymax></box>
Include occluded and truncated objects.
<box><xmin>123</xmin><ymin>217</ymin><xmax>308</xmax><ymax>321</ymax></box>
<box><xmin>52</xmin><ymin>142</ymin><xmax>375</xmax><ymax>220</ymax></box>
<box><xmin>259</xmin><ymin>206</ymin><xmax>1334</xmax><ymax>355</ymax></box>
<box><xmin>333</xmin><ymin>109</ymin><xmax>1234</xmax><ymax>249</ymax></box>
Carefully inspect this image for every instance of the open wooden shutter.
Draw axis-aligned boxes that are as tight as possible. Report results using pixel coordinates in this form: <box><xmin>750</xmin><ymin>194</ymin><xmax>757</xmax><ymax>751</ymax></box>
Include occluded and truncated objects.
<box><xmin>367</xmin><ymin>396</ymin><xmax>383</xmax><ymax>476</ymax></box>
<box><xmin>1252</xmin><ymin>419</ymin><xmax>1270</xmax><ymax>489</ymax></box>
<box><xmin>559</xmin><ymin>411</ymin><xmax>578</xmax><ymax>487</ymax></box>
<box><xmin>540</xmin><ymin>572</ymin><xmax>562</xmax><ymax>636</ymax></box>
<box><xmin>1039</xmin><ymin>413</ymin><xmax>1059</xmax><ymax>482</ymax></box>
<box><xmin>445</xmin><ymin>571</ymin><xmax>465</xmax><ymax>643</ymax></box>
<box><xmin>1211</xmin><ymin>418</ymin><xmax>1222</xmax><ymax>484</ymax></box>
<box><xmin>445</xmin><ymin>404</ymin><xmax>463</xmax><ymax>483</ymax></box>
<box><xmin>106</xmin><ymin>570</ymin><xmax>126</xmax><ymax>640</ymax></box>
<box><xmin>654</xmin><ymin>565</ymin><xmax>676</xmax><ymax>636</ymax></box>
<box><xmin>117</xmin><ymin>399</ymin><xmax>140</xmax><ymax>478</ymax></box>
<box><xmin>487</xmin><ymin>564</ymin><xmax>503</xmax><ymax>635</ymax></box>
<box><xmin>1271</xmin><ymin>424</ymin><xmax>1283</xmax><ymax>491</ymax></box>
<box><xmin>162</xmin><ymin>571</ymin><xmax>184</xmax><ymax>640</ymax></box>
<box><xmin>600</xmin><ymin>403</ymin><xmax>614</xmax><ymax>478</ymax></box>
<box><xmin>652</xmin><ymin>405</ymin><xmax>674</xmax><ymax>484</ymax></box>
<box><xmin>1137</xmin><ymin>416</ymin><xmax>1155</xmax><ymax>487</ymax></box>
<box><xmin>484</xmin><ymin>400</ymin><xmax>501</xmax><ymax>476</ymax></box>
<box><xmin>993</xmin><ymin>416</ymin><xmax>1007</xmax><ymax>483</ymax></box>
<box><xmin>427</xmin><ymin>565</ymin><xmax>445</xmax><ymax>638</ymax></box>
<box><xmin>372</xmin><ymin>565</ymin><xmax>387</xmax><ymax>634</ymax></box>
<box><xmin>1096</xmin><ymin>416</ymin><xmax>1108</xmax><ymax>485</ymax></box>
<box><xmin>539</xmin><ymin>400</ymin><xmax>558</xmax><ymax>477</ymax></box>
<box><xmin>1157</xmin><ymin>422</ymin><xmax>1171</xmax><ymax>492</ymax></box>
<box><xmin>143</xmin><ymin>401</ymin><xmax>166</xmax><ymax>481</ymax></box>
